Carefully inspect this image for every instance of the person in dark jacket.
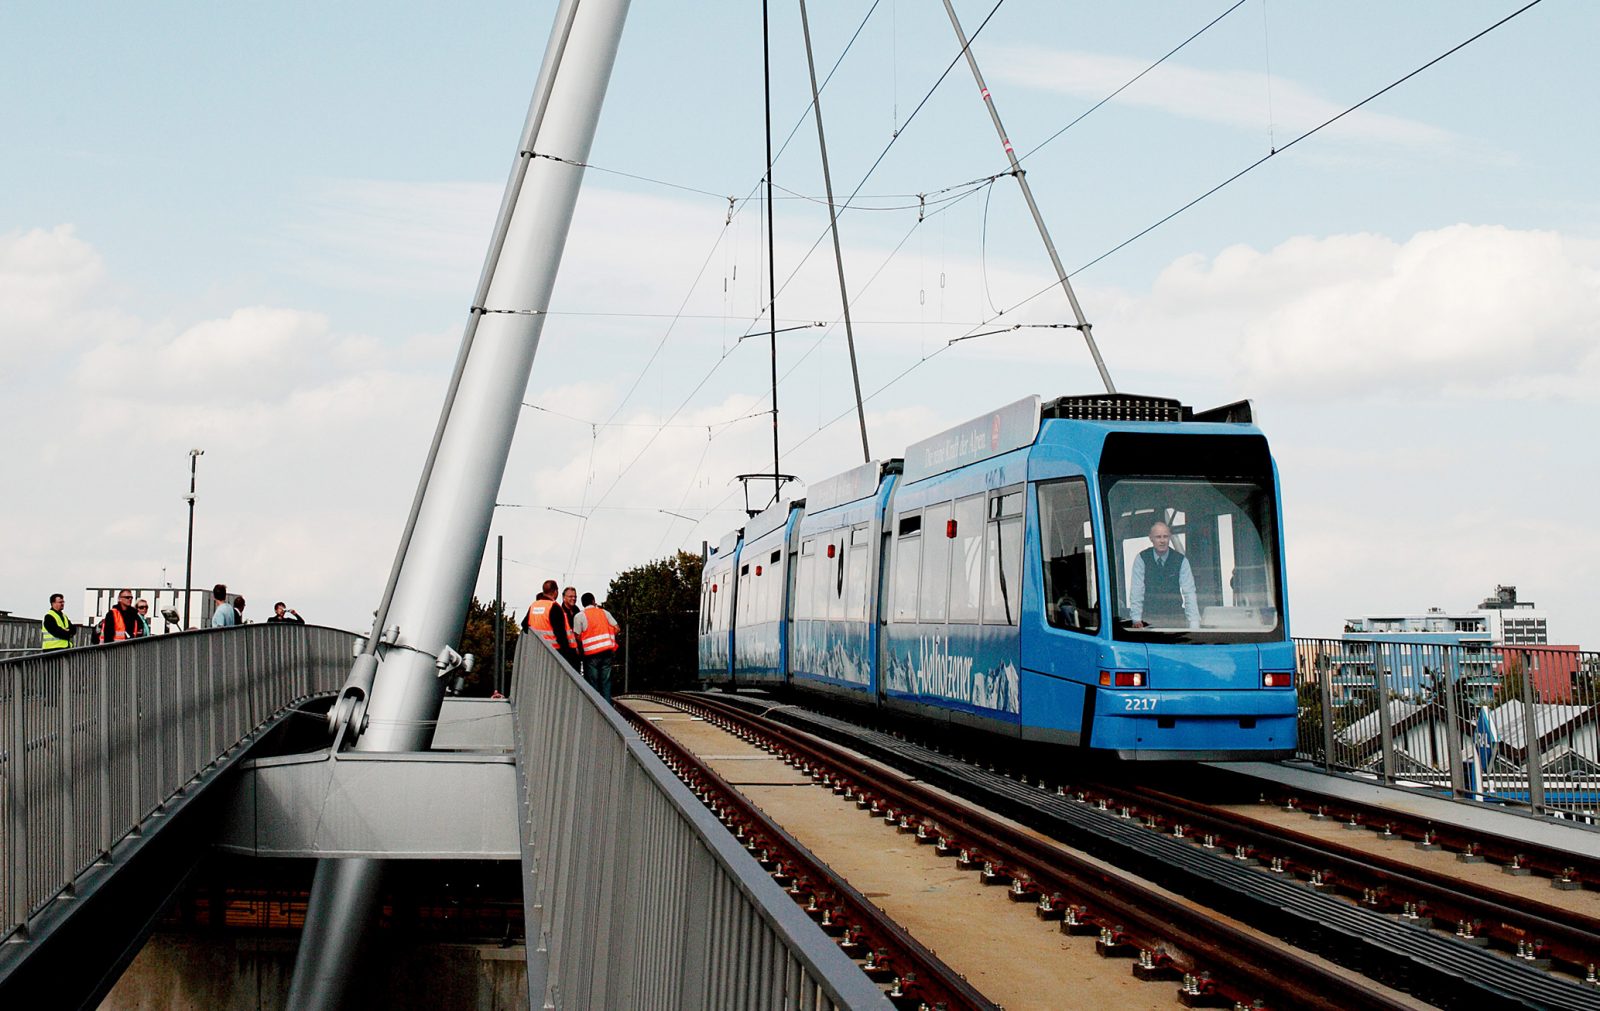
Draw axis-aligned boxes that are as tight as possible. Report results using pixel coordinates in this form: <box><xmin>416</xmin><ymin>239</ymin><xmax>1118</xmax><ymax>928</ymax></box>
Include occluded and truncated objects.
<box><xmin>100</xmin><ymin>589</ymin><xmax>146</xmax><ymax>643</ymax></box>
<box><xmin>268</xmin><ymin>601</ymin><xmax>305</xmax><ymax>624</ymax></box>
<box><xmin>1127</xmin><ymin>521</ymin><xmax>1199</xmax><ymax>629</ymax></box>
<box><xmin>548</xmin><ymin>582</ymin><xmax>581</xmax><ymax>670</ymax></box>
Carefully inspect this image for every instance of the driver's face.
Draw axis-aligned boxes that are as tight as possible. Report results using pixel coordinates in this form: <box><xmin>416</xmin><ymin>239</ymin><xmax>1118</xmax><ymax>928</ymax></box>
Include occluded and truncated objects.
<box><xmin>1150</xmin><ymin>526</ymin><xmax>1172</xmax><ymax>551</ymax></box>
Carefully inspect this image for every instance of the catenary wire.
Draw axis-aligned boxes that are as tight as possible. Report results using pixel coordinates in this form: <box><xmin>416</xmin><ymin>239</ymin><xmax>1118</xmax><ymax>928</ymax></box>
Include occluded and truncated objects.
<box><xmin>771</xmin><ymin>0</ymin><xmax>1549</xmax><ymax>467</ymax></box>
<box><xmin>654</xmin><ymin>2</ymin><xmax>1539</xmax><ymax>551</ymax></box>
<box><xmin>1014</xmin><ymin>0</ymin><xmax>1249</xmax><ymax>165</ymax></box>
<box><xmin>1057</xmin><ymin>0</ymin><xmax>1549</xmax><ymax>282</ymax></box>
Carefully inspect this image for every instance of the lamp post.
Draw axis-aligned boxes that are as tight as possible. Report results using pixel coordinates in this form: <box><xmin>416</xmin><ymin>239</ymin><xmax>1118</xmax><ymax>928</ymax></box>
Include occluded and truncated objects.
<box><xmin>182</xmin><ymin>449</ymin><xmax>203</xmax><ymax>628</ymax></box>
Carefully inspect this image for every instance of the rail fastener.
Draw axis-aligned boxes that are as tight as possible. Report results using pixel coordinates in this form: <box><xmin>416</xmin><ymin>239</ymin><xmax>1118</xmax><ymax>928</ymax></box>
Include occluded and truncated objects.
<box><xmin>1177</xmin><ymin>972</ymin><xmax>1231</xmax><ymax>1009</ymax></box>
<box><xmin>1132</xmin><ymin>947</ymin><xmax>1183</xmax><ymax>982</ymax></box>
<box><xmin>1094</xmin><ymin>926</ymin><xmax>1138</xmax><ymax>960</ymax></box>
<box><xmin>1007</xmin><ymin>877</ymin><xmax>1040</xmax><ymax>903</ymax></box>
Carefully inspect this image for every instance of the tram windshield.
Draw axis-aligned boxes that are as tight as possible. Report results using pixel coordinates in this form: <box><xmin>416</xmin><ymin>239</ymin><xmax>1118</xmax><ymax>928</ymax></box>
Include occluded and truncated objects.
<box><xmin>1103</xmin><ymin>476</ymin><xmax>1282</xmax><ymax>643</ymax></box>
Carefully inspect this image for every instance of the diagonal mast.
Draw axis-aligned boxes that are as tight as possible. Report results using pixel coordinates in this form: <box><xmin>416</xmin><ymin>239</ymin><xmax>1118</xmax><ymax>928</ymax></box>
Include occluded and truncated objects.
<box><xmin>285</xmin><ymin>0</ymin><xmax>634</xmax><ymax>1006</ymax></box>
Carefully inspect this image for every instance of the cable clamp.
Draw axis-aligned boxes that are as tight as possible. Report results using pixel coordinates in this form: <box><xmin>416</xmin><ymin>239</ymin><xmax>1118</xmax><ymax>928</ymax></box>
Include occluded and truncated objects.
<box><xmin>917</xmin><ymin>193</ymin><xmax>926</xmax><ymax>222</ymax></box>
<box><xmin>726</xmin><ymin>196</ymin><xmax>736</xmax><ymax>225</ymax></box>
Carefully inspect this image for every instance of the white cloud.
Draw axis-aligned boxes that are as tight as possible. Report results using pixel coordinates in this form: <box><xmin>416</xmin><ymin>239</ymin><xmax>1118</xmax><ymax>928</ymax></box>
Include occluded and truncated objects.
<box><xmin>990</xmin><ymin>46</ymin><xmax>1460</xmax><ymax>151</ymax></box>
<box><xmin>0</xmin><ymin>225</ymin><xmax>138</xmax><ymax>352</ymax></box>
<box><xmin>1105</xmin><ymin>225</ymin><xmax>1600</xmax><ymax>399</ymax></box>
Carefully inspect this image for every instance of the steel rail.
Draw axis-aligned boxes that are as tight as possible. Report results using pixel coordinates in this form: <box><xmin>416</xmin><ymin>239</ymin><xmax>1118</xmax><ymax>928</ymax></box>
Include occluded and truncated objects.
<box><xmin>691</xmin><ymin>691</ymin><xmax>1600</xmax><ymax>1009</ymax></box>
<box><xmin>620</xmin><ymin>703</ymin><xmax>997</xmax><ymax>1011</ymax></box>
<box><xmin>1095</xmin><ymin>780</ymin><xmax>1600</xmax><ymax>977</ymax></box>
<box><xmin>1239</xmin><ymin>773</ymin><xmax>1600</xmax><ymax>888</ymax></box>
<box><xmin>654</xmin><ymin>693</ymin><xmax>1407</xmax><ymax>1011</ymax></box>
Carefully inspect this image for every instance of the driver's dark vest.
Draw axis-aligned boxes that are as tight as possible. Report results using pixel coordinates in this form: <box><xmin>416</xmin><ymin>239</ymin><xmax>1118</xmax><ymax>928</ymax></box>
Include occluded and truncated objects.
<box><xmin>1140</xmin><ymin>547</ymin><xmax>1185</xmax><ymax>625</ymax></box>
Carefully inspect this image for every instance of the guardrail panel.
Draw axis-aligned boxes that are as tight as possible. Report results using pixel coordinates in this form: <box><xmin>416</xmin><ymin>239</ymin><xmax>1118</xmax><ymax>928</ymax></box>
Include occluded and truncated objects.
<box><xmin>1294</xmin><ymin>636</ymin><xmax>1600</xmax><ymax>820</ymax></box>
<box><xmin>0</xmin><ymin>624</ymin><xmax>351</xmax><ymax>945</ymax></box>
<box><xmin>510</xmin><ymin>637</ymin><xmax>886</xmax><ymax>1011</ymax></box>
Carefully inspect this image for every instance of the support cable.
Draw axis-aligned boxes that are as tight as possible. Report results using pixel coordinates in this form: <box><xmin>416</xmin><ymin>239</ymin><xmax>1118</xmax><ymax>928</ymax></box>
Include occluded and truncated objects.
<box><xmin>1060</xmin><ymin>0</ymin><xmax>1548</xmax><ymax>281</ymax></box>
<box><xmin>939</xmin><ymin>0</ymin><xmax>1115</xmax><ymax>393</ymax></box>
<box><xmin>763</xmin><ymin>0</ymin><xmax>782</xmax><ymax>504</ymax></box>
<box><xmin>799</xmin><ymin>0</ymin><xmax>871</xmax><ymax>463</ymax></box>
<box><xmin>734</xmin><ymin>0</ymin><xmax>1009</xmax><ymax>345</ymax></box>
<box><xmin>774</xmin><ymin>0</ymin><xmax>1549</xmax><ymax>460</ymax></box>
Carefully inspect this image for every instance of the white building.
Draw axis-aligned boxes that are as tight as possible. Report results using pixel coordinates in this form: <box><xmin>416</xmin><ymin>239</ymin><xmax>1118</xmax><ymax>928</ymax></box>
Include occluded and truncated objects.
<box><xmin>1476</xmin><ymin>585</ymin><xmax>1550</xmax><ymax>645</ymax></box>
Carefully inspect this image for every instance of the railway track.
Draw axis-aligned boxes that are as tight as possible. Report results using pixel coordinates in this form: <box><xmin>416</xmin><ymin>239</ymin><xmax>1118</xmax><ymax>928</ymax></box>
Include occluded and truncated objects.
<box><xmin>1227</xmin><ymin>770</ymin><xmax>1600</xmax><ymax>892</ymax></box>
<box><xmin>622</xmin><ymin>701</ymin><xmax>996</xmax><ymax>1011</ymax></box>
<box><xmin>633</xmin><ymin>693</ymin><xmax>1412</xmax><ymax>1010</ymax></box>
<box><xmin>657</xmin><ymin>690</ymin><xmax>1600</xmax><ymax>1010</ymax></box>
<box><xmin>1070</xmin><ymin>777</ymin><xmax>1600</xmax><ymax>980</ymax></box>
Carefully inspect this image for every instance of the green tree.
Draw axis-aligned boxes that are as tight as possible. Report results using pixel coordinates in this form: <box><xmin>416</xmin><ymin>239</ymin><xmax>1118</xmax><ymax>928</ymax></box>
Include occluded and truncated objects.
<box><xmin>457</xmin><ymin>595</ymin><xmax>520</xmax><ymax>696</ymax></box>
<box><xmin>606</xmin><ymin>550</ymin><xmax>702</xmax><ymax>692</ymax></box>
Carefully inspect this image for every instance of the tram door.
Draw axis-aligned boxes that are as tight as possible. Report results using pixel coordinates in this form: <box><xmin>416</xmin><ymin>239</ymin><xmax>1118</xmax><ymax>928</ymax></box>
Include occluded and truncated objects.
<box><xmin>875</xmin><ymin>526</ymin><xmax>894</xmax><ymax>703</ymax></box>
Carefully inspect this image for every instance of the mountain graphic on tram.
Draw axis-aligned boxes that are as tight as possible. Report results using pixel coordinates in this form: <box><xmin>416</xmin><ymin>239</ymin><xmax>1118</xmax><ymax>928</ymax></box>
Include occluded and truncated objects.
<box><xmin>697</xmin><ymin>392</ymin><xmax>1295</xmax><ymax>760</ymax></box>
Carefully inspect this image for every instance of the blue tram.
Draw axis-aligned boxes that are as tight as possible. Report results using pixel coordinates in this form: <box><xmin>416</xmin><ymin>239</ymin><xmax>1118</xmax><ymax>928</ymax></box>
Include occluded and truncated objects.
<box><xmin>697</xmin><ymin>393</ymin><xmax>1295</xmax><ymax>760</ymax></box>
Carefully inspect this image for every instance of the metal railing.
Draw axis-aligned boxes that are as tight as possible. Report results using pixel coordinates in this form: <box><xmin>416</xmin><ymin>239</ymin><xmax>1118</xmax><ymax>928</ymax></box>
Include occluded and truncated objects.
<box><xmin>0</xmin><ymin>624</ymin><xmax>351</xmax><ymax>944</ymax></box>
<box><xmin>1293</xmin><ymin>637</ymin><xmax>1600</xmax><ymax>818</ymax></box>
<box><xmin>511</xmin><ymin>637</ymin><xmax>890</xmax><ymax>1010</ymax></box>
<box><xmin>0</xmin><ymin>617</ymin><xmax>42</xmax><ymax>658</ymax></box>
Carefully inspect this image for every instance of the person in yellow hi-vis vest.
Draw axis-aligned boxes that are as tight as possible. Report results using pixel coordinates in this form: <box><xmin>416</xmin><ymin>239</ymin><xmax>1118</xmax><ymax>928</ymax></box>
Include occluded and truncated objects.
<box><xmin>573</xmin><ymin>592</ymin><xmax>620</xmax><ymax>702</ymax></box>
<box><xmin>41</xmin><ymin>593</ymin><xmax>74</xmax><ymax>650</ymax></box>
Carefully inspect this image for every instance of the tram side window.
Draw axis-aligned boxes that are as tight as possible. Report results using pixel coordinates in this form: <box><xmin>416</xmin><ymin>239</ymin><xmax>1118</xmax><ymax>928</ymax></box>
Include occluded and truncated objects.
<box><xmin>795</xmin><ymin>540</ymin><xmax>814</xmax><ymax>620</ymax></box>
<box><xmin>982</xmin><ymin>490</ymin><xmax>1024</xmax><ymax>625</ymax></box>
<box><xmin>737</xmin><ymin>564</ymin><xmax>751</xmax><ymax>624</ymax></box>
<box><xmin>892</xmin><ymin>513</ymin><xmax>921</xmax><ymax>622</ymax></box>
<box><xmin>948</xmin><ymin>494</ymin><xmax>984</xmax><ymax>622</ymax></box>
<box><xmin>919</xmin><ymin>501</ymin><xmax>952</xmax><ymax>622</ymax></box>
<box><xmin>759</xmin><ymin>550</ymin><xmax>780</xmax><ymax>623</ymax></box>
<box><xmin>845</xmin><ymin>525</ymin><xmax>869</xmax><ymax>622</ymax></box>
<box><xmin>812</xmin><ymin>536</ymin><xmax>830</xmax><ymax>620</ymax></box>
<box><xmin>1038</xmin><ymin>479</ymin><xmax>1100</xmax><ymax>634</ymax></box>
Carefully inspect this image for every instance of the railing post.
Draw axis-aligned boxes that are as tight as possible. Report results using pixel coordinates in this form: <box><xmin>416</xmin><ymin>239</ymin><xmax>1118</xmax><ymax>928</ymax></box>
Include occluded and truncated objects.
<box><xmin>1518</xmin><ymin>650</ymin><xmax>1545</xmax><ymax>812</ymax></box>
<box><xmin>1318</xmin><ymin>640</ymin><xmax>1336</xmax><ymax>772</ymax></box>
<box><xmin>5</xmin><ymin>664</ymin><xmax>28</xmax><ymax>938</ymax></box>
<box><xmin>152</xmin><ymin>646</ymin><xmax>165</xmax><ymax>811</ymax></box>
<box><xmin>1374</xmin><ymin>643</ymin><xmax>1396</xmax><ymax>784</ymax></box>
<box><xmin>97</xmin><ymin>650</ymin><xmax>113</xmax><ymax>862</ymax></box>
<box><xmin>60</xmin><ymin>660</ymin><xmax>75</xmax><ymax>891</ymax></box>
<box><xmin>1442</xmin><ymin>646</ymin><xmax>1466</xmax><ymax>799</ymax></box>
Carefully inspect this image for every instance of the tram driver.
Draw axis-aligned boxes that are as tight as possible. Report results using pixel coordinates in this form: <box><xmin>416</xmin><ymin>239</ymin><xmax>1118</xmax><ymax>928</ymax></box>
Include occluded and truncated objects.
<box><xmin>1128</xmin><ymin>520</ymin><xmax>1200</xmax><ymax>629</ymax></box>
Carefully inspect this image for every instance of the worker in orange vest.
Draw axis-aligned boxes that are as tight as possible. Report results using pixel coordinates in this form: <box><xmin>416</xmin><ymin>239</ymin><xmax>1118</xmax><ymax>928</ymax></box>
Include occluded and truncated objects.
<box><xmin>99</xmin><ymin>588</ymin><xmax>146</xmax><ymax>644</ymax></box>
<box><xmin>523</xmin><ymin>579</ymin><xmax>581</xmax><ymax>671</ymax></box>
<box><xmin>573</xmin><ymin>591</ymin><xmax>620</xmax><ymax>702</ymax></box>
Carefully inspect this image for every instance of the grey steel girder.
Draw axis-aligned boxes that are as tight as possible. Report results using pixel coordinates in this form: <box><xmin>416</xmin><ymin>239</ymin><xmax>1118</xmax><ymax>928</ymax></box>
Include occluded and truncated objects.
<box><xmin>220</xmin><ymin>749</ymin><xmax>518</xmax><ymax>859</ymax></box>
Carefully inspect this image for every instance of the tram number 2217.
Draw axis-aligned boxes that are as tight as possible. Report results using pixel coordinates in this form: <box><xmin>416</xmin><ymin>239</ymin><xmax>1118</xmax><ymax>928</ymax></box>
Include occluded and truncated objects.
<box><xmin>1124</xmin><ymin>697</ymin><xmax>1158</xmax><ymax>711</ymax></box>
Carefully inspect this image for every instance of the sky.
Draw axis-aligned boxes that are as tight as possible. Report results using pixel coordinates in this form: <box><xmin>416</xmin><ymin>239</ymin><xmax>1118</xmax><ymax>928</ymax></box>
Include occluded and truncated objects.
<box><xmin>2</xmin><ymin>0</ymin><xmax>1596</xmax><ymax>647</ymax></box>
